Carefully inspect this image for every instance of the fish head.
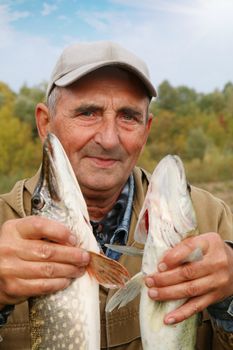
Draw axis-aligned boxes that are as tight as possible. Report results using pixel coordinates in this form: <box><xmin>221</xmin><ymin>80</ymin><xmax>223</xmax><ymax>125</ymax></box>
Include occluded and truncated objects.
<box><xmin>150</xmin><ymin>155</ymin><xmax>197</xmax><ymax>245</ymax></box>
<box><xmin>135</xmin><ymin>155</ymin><xmax>197</xmax><ymax>248</ymax></box>
<box><xmin>31</xmin><ymin>133</ymin><xmax>91</xmax><ymax>230</ymax></box>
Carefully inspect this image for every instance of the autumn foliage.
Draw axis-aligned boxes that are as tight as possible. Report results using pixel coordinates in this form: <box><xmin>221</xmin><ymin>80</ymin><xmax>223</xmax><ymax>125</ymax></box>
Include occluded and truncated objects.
<box><xmin>0</xmin><ymin>79</ymin><xmax>233</xmax><ymax>193</ymax></box>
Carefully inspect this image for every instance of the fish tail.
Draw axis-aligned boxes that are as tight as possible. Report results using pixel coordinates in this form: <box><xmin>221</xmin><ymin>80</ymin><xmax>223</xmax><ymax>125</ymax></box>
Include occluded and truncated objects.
<box><xmin>106</xmin><ymin>272</ymin><xmax>144</xmax><ymax>312</ymax></box>
<box><xmin>87</xmin><ymin>251</ymin><xmax>130</xmax><ymax>288</ymax></box>
<box><xmin>105</xmin><ymin>243</ymin><xmax>144</xmax><ymax>257</ymax></box>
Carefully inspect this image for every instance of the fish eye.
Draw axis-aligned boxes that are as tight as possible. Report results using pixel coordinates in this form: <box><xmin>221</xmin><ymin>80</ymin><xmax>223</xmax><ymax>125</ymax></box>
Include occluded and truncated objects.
<box><xmin>31</xmin><ymin>194</ymin><xmax>45</xmax><ymax>210</ymax></box>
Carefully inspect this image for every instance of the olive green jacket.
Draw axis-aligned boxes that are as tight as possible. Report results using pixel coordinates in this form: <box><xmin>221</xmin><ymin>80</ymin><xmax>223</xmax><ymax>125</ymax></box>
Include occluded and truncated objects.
<box><xmin>0</xmin><ymin>167</ymin><xmax>232</xmax><ymax>349</ymax></box>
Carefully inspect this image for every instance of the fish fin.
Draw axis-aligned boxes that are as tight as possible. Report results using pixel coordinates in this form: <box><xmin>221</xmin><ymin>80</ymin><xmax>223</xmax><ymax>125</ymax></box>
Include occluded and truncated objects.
<box><xmin>105</xmin><ymin>272</ymin><xmax>144</xmax><ymax>312</ymax></box>
<box><xmin>105</xmin><ymin>244</ymin><xmax>144</xmax><ymax>257</ymax></box>
<box><xmin>87</xmin><ymin>251</ymin><xmax>129</xmax><ymax>288</ymax></box>
<box><xmin>182</xmin><ymin>246</ymin><xmax>203</xmax><ymax>263</ymax></box>
<box><xmin>134</xmin><ymin>208</ymin><xmax>149</xmax><ymax>244</ymax></box>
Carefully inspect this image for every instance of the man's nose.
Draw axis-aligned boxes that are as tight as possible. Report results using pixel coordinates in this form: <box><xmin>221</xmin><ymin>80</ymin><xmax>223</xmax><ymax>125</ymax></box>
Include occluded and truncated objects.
<box><xmin>94</xmin><ymin>118</ymin><xmax>120</xmax><ymax>149</ymax></box>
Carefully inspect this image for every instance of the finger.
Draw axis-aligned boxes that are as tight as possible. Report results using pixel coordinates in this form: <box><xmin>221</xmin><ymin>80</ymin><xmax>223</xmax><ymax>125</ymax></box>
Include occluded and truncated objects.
<box><xmin>15</xmin><ymin>216</ymin><xmax>77</xmax><ymax>246</ymax></box>
<box><xmin>148</xmin><ymin>275</ymin><xmax>215</xmax><ymax>301</ymax></box>
<box><xmin>0</xmin><ymin>292</ymin><xmax>27</xmax><ymax>306</ymax></box>
<box><xmin>158</xmin><ymin>237</ymin><xmax>209</xmax><ymax>271</ymax></box>
<box><xmin>1</xmin><ymin>260</ymin><xmax>87</xmax><ymax>280</ymax></box>
<box><xmin>3</xmin><ymin>277</ymin><xmax>71</xmax><ymax>299</ymax></box>
<box><xmin>163</xmin><ymin>293</ymin><xmax>216</xmax><ymax>324</ymax></box>
<box><xmin>145</xmin><ymin>259</ymin><xmax>213</xmax><ymax>288</ymax></box>
<box><xmin>15</xmin><ymin>239</ymin><xmax>90</xmax><ymax>266</ymax></box>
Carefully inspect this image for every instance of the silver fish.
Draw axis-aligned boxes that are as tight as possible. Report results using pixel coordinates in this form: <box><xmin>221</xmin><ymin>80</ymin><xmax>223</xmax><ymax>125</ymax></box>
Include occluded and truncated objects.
<box><xmin>106</xmin><ymin>155</ymin><xmax>200</xmax><ymax>350</ymax></box>
<box><xmin>30</xmin><ymin>133</ymin><xmax>129</xmax><ymax>350</ymax></box>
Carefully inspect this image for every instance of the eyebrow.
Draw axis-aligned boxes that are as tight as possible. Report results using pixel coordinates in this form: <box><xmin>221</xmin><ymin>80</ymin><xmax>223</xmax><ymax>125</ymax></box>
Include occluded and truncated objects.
<box><xmin>70</xmin><ymin>103</ymin><xmax>144</xmax><ymax>119</ymax></box>
<box><xmin>70</xmin><ymin>103</ymin><xmax>101</xmax><ymax>115</ymax></box>
<box><xmin>118</xmin><ymin>107</ymin><xmax>143</xmax><ymax>117</ymax></box>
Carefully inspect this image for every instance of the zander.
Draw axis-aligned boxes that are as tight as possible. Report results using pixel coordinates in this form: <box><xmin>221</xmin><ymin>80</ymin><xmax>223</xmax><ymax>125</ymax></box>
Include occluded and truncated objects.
<box><xmin>30</xmin><ymin>133</ymin><xmax>129</xmax><ymax>350</ymax></box>
<box><xmin>106</xmin><ymin>155</ymin><xmax>200</xmax><ymax>350</ymax></box>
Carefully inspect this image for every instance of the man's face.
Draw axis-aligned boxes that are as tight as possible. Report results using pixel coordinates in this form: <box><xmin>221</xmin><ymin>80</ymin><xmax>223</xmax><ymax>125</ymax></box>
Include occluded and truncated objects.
<box><xmin>47</xmin><ymin>68</ymin><xmax>152</xmax><ymax>197</ymax></box>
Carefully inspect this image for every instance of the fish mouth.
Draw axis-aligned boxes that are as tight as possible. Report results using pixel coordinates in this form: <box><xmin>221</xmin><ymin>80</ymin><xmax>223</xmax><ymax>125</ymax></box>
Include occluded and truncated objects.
<box><xmin>33</xmin><ymin>134</ymin><xmax>61</xmax><ymax>203</ymax></box>
<box><xmin>45</xmin><ymin>135</ymin><xmax>61</xmax><ymax>201</ymax></box>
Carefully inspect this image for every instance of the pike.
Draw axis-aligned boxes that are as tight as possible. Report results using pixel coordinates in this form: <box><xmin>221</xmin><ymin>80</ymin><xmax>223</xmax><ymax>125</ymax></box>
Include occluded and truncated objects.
<box><xmin>29</xmin><ymin>133</ymin><xmax>129</xmax><ymax>350</ymax></box>
<box><xmin>106</xmin><ymin>155</ymin><xmax>200</xmax><ymax>350</ymax></box>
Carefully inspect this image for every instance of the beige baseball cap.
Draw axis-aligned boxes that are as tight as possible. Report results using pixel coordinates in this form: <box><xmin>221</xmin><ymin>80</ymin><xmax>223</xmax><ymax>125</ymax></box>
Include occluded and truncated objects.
<box><xmin>46</xmin><ymin>41</ymin><xmax>157</xmax><ymax>99</ymax></box>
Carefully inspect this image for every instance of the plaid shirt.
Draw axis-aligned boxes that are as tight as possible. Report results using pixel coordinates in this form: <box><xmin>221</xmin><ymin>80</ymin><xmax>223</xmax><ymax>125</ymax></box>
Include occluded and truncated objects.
<box><xmin>91</xmin><ymin>174</ymin><xmax>134</xmax><ymax>260</ymax></box>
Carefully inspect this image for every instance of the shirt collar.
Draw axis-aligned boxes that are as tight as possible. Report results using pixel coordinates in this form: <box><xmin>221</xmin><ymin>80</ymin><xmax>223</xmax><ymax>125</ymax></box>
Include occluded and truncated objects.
<box><xmin>90</xmin><ymin>174</ymin><xmax>134</xmax><ymax>260</ymax></box>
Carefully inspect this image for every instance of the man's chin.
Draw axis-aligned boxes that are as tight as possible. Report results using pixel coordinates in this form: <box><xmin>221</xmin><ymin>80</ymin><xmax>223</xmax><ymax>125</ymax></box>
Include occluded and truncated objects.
<box><xmin>83</xmin><ymin>180</ymin><xmax>116</xmax><ymax>192</ymax></box>
<box><xmin>75</xmin><ymin>165</ymin><xmax>128</xmax><ymax>193</ymax></box>
<box><xmin>79</xmin><ymin>175</ymin><xmax>124</xmax><ymax>193</ymax></box>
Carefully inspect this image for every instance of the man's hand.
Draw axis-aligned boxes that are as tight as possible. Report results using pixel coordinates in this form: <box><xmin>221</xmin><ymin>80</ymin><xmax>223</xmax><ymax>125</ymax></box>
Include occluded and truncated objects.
<box><xmin>145</xmin><ymin>232</ymin><xmax>233</xmax><ymax>325</ymax></box>
<box><xmin>0</xmin><ymin>216</ymin><xmax>90</xmax><ymax>308</ymax></box>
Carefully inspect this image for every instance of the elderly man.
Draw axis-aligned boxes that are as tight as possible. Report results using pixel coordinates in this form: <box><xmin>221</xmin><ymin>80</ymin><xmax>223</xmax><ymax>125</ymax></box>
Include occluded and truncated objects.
<box><xmin>0</xmin><ymin>41</ymin><xmax>232</xmax><ymax>349</ymax></box>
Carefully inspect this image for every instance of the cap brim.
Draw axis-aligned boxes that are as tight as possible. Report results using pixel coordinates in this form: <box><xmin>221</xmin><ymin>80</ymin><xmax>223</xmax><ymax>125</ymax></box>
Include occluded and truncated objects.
<box><xmin>47</xmin><ymin>61</ymin><xmax>157</xmax><ymax>98</ymax></box>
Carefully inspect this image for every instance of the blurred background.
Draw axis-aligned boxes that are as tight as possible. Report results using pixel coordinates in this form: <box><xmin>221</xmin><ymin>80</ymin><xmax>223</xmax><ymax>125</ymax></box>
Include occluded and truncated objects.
<box><xmin>0</xmin><ymin>0</ymin><xmax>233</xmax><ymax>209</ymax></box>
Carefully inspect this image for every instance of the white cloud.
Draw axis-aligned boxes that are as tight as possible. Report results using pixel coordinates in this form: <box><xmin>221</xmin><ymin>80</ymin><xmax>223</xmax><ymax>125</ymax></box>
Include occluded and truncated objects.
<box><xmin>0</xmin><ymin>1</ymin><xmax>232</xmax><ymax>93</ymax></box>
<box><xmin>111</xmin><ymin>0</ymin><xmax>233</xmax><ymax>22</ymax></box>
<box><xmin>57</xmin><ymin>14</ymin><xmax>69</xmax><ymax>21</ymax></box>
<box><xmin>0</xmin><ymin>3</ymin><xmax>30</xmax><ymax>23</ymax></box>
<box><xmin>76</xmin><ymin>10</ymin><xmax>128</xmax><ymax>32</ymax></box>
<box><xmin>0</xmin><ymin>5</ymin><xmax>17</xmax><ymax>47</ymax></box>
<box><xmin>0</xmin><ymin>4</ymin><xmax>62</xmax><ymax>91</ymax></box>
<box><xmin>41</xmin><ymin>2</ymin><xmax>57</xmax><ymax>16</ymax></box>
<box><xmin>0</xmin><ymin>4</ymin><xmax>31</xmax><ymax>53</ymax></box>
<box><xmin>110</xmin><ymin>0</ymin><xmax>201</xmax><ymax>15</ymax></box>
<box><xmin>0</xmin><ymin>34</ymin><xmax>62</xmax><ymax>92</ymax></box>
<box><xmin>76</xmin><ymin>1</ymin><xmax>233</xmax><ymax>92</ymax></box>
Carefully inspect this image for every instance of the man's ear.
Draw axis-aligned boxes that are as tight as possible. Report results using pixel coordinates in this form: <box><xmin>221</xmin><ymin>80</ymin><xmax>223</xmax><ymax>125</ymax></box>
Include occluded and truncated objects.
<box><xmin>147</xmin><ymin>113</ymin><xmax>153</xmax><ymax>132</ymax></box>
<box><xmin>143</xmin><ymin>112</ymin><xmax>153</xmax><ymax>145</ymax></box>
<box><xmin>35</xmin><ymin>103</ymin><xmax>51</xmax><ymax>142</ymax></box>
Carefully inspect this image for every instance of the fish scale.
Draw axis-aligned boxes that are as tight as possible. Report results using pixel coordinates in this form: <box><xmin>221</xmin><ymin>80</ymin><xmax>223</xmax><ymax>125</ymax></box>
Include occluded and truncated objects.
<box><xmin>106</xmin><ymin>155</ymin><xmax>200</xmax><ymax>350</ymax></box>
<box><xmin>30</xmin><ymin>133</ymin><xmax>129</xmax><ymax>349</ymax></box>
<box><xmin>30</xmin><ymin>279</ymin><xmax>90</xmax><ymax>349</ymax></box>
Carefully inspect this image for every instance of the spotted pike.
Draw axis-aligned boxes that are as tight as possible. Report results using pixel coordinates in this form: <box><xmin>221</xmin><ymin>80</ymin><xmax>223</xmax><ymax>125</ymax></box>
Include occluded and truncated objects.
<box><xmin>30</xmin><ymin>133</ymin><xmax>129</xmax><ymax>350</ymax></box>
<box><xmin>106</xmin><ymin>155</ymin><xmax>200</xmax><ymax>349</ymax></box>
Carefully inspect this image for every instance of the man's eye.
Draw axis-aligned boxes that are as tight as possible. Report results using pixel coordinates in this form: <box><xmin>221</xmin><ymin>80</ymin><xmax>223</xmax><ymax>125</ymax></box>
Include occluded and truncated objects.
<box><xmin>123</xmin><ymin>114</ymin><xmax>134</xmax><ymax>120</ymax></box>
<box><xmin>81</xmin><ymin>111</ymin><xmax>94</xmax><ymax>117</ymax></box>
<box><xmin>121</xmin><ymin>114</ymin><xmax>141</xmax><ymax>123</ymax></box>
<box><xmin>120</xmin><ymin>113</ymin><xmax>135</xmax><ymax>121</ymax></box>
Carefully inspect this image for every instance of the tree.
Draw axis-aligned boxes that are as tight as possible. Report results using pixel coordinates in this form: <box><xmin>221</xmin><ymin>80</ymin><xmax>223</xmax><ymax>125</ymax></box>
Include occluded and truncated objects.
<box><xmin>0</xmin><ymin>82</ymin><xmax>42</xmax><ymax>192</ymax></box>
<box><xmin>157</xmin><ymin>80</ymin><xmax>179</xmax><ymax>111</ymax></box>
<box><xmin>185</xmin><ymin>127</ymin><xmax>208</xmax><ymax>161</ymax></box>
<box><xmin>0</xmin><ymin>82</ymin><xmax>16</xmax><ymax>109</ymax></box>
<box><xmin>0</xmin><ymin>105</ymin><xmax>41</xmax><ymax>176</ymax></box>
<box><xmin>14</xmin><ymin>83</ymin><xmax>46</xmax><ymax>137</ymax></box>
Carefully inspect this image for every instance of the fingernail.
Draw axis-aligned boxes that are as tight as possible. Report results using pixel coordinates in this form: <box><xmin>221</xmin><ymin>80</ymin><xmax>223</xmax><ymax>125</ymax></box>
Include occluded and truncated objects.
<box><xmin>81</xmin><ymin>251</ymin><xmax>90</xmax><ymax>264</ymax></box>
<box><xmin>69</xmin><ymin>235</ymin><xmax>77</xmax><ymax>246</ymax></box>
<box><xmin>77</xmin><ymin>267</ymin><xmax>85</xmax><ymax>277</ymax></box>
<box><xmin>158</xmin><ymin>262</ymin><xmax>167</xmax><ymax>272</ymax></box>
<box><xmin>148</xmin><ymin>289</ymin><xmax>158</xmax><ymax>298</ymax></box>
<box><xmin>62</xmin><ymin>279</ymin><xmax>71</xmax><ymax>290</ymax></box>
<box><xmin>166</xmin><ymin>317</ymin><xmax>176</xmax><ymax>325</ymax></box>
<box><xmin>145</xmin><ymin>277</ymin><xmax>154</xmax><ymax>288</ymax></box>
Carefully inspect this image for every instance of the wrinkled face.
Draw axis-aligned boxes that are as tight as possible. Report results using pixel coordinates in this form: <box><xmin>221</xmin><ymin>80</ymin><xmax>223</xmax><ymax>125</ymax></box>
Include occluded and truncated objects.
<box><xmin>47</xmin><ymin>67</ymin><xmax>152</xmax><ymax>197</ymax></box>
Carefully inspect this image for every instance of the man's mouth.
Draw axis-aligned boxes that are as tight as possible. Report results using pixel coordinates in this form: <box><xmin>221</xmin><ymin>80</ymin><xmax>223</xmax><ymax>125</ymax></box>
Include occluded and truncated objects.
<box><xmin>87</xmin><ymin>156</ymin><xmax>118</xmax><ymax>168</ymax></box>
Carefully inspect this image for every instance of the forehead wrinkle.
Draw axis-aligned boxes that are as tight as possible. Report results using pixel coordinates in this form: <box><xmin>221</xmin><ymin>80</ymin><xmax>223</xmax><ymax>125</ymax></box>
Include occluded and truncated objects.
<box><xmin>68</xmin><ymin>104</ymin><xmax>145</xmax><ymax>123</ymax></box>
<box><xmin>58</xmin><ymin>78</ymin><xmax>149</xmax><ymax>121</ymax></box>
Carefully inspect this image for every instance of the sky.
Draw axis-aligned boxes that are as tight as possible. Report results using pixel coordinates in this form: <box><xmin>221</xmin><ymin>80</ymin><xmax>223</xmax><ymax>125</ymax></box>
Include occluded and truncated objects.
<box><xmin>0</xmin><ymin>0</ymin><xmax>233</xmax><ymax>94</ymax></box>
